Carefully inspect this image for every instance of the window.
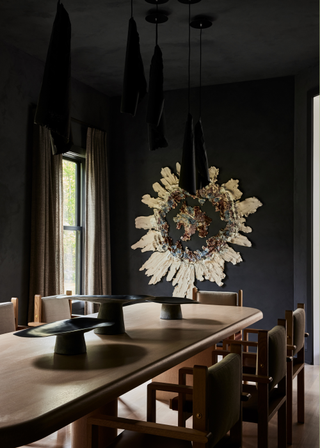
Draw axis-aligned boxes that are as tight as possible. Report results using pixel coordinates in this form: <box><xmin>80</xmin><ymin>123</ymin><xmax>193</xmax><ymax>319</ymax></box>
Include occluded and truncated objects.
<box><xmin>63</xmin><ymin>155</ymin><xmax>84</xmax><ymax>294</ymax></box>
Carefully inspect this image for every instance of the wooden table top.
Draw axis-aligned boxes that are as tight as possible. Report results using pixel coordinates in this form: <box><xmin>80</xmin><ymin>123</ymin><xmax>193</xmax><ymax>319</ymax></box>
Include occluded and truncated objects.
<box><xmin>0</xmin><ymin>302</ymin><xmax>262</xmax><ymax>447</ymax></box>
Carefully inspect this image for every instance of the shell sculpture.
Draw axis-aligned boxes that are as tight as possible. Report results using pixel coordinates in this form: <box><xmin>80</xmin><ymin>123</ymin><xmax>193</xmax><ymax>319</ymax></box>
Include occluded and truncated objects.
<box><xmin>132</xmin><ymin>163</ymin><xmax>262</xmax><ymax>298</ymax></box>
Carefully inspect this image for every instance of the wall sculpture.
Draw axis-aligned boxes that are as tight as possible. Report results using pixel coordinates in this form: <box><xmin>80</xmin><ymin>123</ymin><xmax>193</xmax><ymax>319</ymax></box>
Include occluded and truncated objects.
<box><xmin>132</xmin><ymin>163</ymin><xmax>262</xmax><ymax>298</ymax></box>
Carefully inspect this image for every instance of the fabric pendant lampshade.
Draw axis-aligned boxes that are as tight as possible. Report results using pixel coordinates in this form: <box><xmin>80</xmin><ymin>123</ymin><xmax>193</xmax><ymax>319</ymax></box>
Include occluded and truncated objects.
<box><xmin>121</xmin><ymin>17</ymin><xmax>147</xmax><ymax>116</ymax></box>
<box><xmin>34</xmin><ymin>0</ymin><xmax>71</xmax><ymax>148</ymax></box>
<box><xmin>195</xmin><ymin>118</ymin><xmax>210</xmax><ymax>189</ymax></box>
<box><xmin>179</xmin><ymin>113</ymin><xmax>196</xmax><ymax>195</ymax></box>
<box><xmin>148</xmin><ymin>113</ymin><xmax>168</xmax><ymax>150</ymax></box>
<box><xmin>147</xmin><ymin>44</ymin><xmax>168</xmax><ymax>150</ymax></box>
<box><xmin>50</xmin><ymin>127</ymin><xmax>82</xmax><ymax>156</ymax></box>
<box><xmin>147</xmin><ymin>45</ymin><xmax>164</xmax><ymax>127</ymax></box>
<box><xmin>50</xmin><ymin>131</ymin><xmax>73</xmax><ymax>155</ymax></box>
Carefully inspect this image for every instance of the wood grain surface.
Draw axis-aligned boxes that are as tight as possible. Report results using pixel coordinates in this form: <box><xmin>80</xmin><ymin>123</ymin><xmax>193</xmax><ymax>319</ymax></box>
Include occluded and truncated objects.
<box><xmin>0</xmin><ymin>302</ymin><xmax>262</xmax><ymax>447</ymax></box>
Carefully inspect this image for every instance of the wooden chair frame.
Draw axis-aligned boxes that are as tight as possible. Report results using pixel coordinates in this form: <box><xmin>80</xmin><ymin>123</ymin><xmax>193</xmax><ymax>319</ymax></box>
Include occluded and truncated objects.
<box><xmin>10</xmin><ymin>297</ymin><xmax>27</xmax><ymax>331</ymax></box>
<box><xmin>152</xmin><ymin>290</ymin><xmax>244</xmax><ymax>400</ymax></box>
<box><xmin>87</xmin><ymin>345</ymin><xmax>243</xmax><ymax>448</ymax></box>
<box><xmin>192</xmin><ymin>288</ymin><xmax>244</xmax><ymax>365</ymax></box>
<box><xmin>223</xmin><ymin>319</ymin><xmax>288</xmax><ymax>448</ymax></box>
<box><xmin>11</xmin><ymin>297</ymin><xmax>19</xmax><ymax>329</ymax></box>
<box><xmin>286</xmin><ymin>303</ymin><xmax>308</xmax><ymax>445</ymax></box>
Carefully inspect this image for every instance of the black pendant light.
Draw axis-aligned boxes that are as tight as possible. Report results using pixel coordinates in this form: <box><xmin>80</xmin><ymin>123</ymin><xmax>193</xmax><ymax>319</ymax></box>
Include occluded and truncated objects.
<box><xmin>34</xmin><ymin>0</ymin><xmax>71</xmax><ymax>154</ymax></box>
<box><xmin>145</xmin><ymin>0</ymin><xmax>169</xmax><ymax>150</ymax></box>
<box><xmin>121</xmin><ymin>0</ymin><xmax>147</xmax><ymax>116</ymax></box>
<box><xmin>190</xmin><ymin>16</ymin><xmax>212</xmax><ymax>189</ymax></box>
<box><xmin>178</xmin><ymin>0</ymin><xmax>200</xmax><ymax>196</ymax></box>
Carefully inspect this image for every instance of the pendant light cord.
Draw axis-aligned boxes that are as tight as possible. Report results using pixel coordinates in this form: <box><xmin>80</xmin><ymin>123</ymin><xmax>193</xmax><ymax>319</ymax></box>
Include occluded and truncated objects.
<box><xmin>156</xmin><ymin>3</ymin><xmax>159</xmax><ymax>45</ymax></box>
<box><xmin>131</xmin><ymin>0</ymin><xmax>133</xmax><ymax>18</ymax></box>
<box><xmin>199</xmin><ymin>27</ymin><xmax>202</xmax><ymax>118</ymax></box>
<box><xmin>188</xmin><ymin>2</ymin><xmax>191</xmax><ymax>114</ymax></box>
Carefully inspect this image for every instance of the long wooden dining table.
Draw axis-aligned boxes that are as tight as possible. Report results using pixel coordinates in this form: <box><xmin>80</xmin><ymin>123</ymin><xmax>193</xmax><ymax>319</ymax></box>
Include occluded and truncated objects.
<box><xmin>0</xmin><ymin>302</ymin><xmax>263</xmax><ymax>448</ymax></box>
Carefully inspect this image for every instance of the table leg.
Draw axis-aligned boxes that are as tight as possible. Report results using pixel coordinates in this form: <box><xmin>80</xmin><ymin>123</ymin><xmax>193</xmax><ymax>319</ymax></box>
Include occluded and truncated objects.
<box><xmin>71</xmin><ymin>399</ymin><xmax>117</xmax><ymax>448</ymax></box>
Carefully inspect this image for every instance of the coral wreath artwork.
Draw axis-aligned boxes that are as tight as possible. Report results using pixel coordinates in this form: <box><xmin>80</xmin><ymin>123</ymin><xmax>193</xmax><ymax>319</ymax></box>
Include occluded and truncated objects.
<box><xmin>132</xmin><ymin>163</ymin><xmax>262</xmax><ymax>298</ymax></box>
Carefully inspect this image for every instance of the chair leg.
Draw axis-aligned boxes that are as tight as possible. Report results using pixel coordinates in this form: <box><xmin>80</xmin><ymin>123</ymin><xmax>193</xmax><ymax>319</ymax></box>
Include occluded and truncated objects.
<box><xmin>257</xmin><ymin>382</ymin><xmax>269</xmax><ymax>448</ymax></box>
<box><xmin>258</xmin><ymin>408</ymin><xmax>269</xmax><ymax>448</ymax></box>
<box><xmin>297</xmin><ymin>368</ymin><xmax>305</xmax><ymax>423</ymax></box>
<box><xmin>278</xmin><ymin>402</ymin><xmax>287</xmax><ymax>448</ymax></box>
<box><xmin>287</xmin><ymin>361</ymin><xmax>293</xmax><ymax>445</ymax></box>
<box><xmin>230</xmin><ymin>418</ymin><xmax>242</xmax><ymax>447</ymax></box>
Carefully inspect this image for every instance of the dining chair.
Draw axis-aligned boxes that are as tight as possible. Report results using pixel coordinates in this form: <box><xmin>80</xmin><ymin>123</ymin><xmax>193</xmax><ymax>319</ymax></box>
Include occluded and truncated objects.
<box><xmin>286</xmin><ymin>303</ymin><xmax>308</xmax><ymax>445</ymax></box>
<box><xmin>29</xmin><ymin>293</ymin><xmax>73</xmax><ymax>326</ymax></box>
<box><xmin>0</xmin><ymin>299</ymin><xmax>16</xmax><ymax>334</ymax></box>
<box><xmin>226</xmin><ymin>319</ymin><xmax>288</xmax><ymax>448</ymax></box>
<box><xmin>192</xmin><ymin>287</ymin><xmax>244</xmax><ymax>363</ymax></box>
<box><xmin>0</xmin><ymin>297</ymin><xmax>27</xmax><ymax>334</ymax></box>
<box><xmin>192</xmin><ymin>287</ymin><xmax>243</xmax><ymax>307</ymax></box>
<box><xmin>87</xmin><ymin>344</ymin><xmax>244</xmax><ymax>448</ymax></box>
<box><xmin>152</xmin><ymin>288</ymin><xmax>244</xmax><ymax>400</ymax></box>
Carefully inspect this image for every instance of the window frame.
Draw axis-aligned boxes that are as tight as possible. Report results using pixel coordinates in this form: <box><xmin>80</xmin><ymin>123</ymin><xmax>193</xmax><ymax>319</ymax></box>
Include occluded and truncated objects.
<box><xmin>63</xmin><ymin>153</ymin><xmax>85</xmax><ymax>295</ymax></box>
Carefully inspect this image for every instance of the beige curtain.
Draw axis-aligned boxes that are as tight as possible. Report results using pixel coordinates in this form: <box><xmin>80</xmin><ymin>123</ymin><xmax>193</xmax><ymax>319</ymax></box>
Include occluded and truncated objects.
<box><xmin>28</xmin><ymin>125</ymin><xmax>64</xmax><ymax>321</ymax></box>
<box><xmin>84</xmin><ymin>128</ymin><xmax>111</xmax><ymax>311</ymax></box>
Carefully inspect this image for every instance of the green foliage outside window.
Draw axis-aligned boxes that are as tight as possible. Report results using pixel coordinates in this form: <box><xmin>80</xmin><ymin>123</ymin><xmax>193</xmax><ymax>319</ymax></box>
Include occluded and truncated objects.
<box><xmin>63</xmin><ymin>159</ymin><xmax>77</xmax><ymax>293</ymax></box>
<box><xmin>63</xmin><ymin>159</ymin><xmax>76</xmax><ymax>226</ymax></box>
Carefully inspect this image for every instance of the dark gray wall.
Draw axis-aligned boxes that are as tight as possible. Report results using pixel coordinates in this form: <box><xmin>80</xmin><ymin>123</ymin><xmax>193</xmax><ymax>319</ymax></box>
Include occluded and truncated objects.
<box><xmin>1</xmin><ymin>34</ymin><xmax>317</xmax><ymax>356</ymax></box>
<box><xmin>0</xmin><ymin>40</ymin><xmax>111</xmax><ymax>324</ymax></box>
<box><xmin>109</xmin><ymin>76</ymin><xmax>295</xmax><ymax>331</ymax></box>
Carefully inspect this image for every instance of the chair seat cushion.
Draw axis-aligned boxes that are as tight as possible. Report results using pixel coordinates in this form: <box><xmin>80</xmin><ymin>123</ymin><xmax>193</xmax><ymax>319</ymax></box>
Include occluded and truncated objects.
<box><xmin>107</xmin><ymin>430</ymin><xmax>192</xmax><ymax>448</ymax></box>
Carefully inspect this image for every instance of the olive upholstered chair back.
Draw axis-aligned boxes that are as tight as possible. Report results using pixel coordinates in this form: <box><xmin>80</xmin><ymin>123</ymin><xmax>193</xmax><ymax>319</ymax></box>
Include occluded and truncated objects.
<box><xmin>206</xmin><ymin>352</ymin><xmax>242</xmax><ymax>447</ymax></box>
<box><xmin>286</xmin><ymin>303</ymin><xmax>307</xmax><ymax>444</ymax></box>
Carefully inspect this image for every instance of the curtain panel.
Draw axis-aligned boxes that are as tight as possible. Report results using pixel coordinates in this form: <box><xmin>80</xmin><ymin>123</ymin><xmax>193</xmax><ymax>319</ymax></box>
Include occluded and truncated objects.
<box><xmin>28</xmin><ymin>125</ymin><xmax>64</xmax><ymax>322</ymax></box>
<box><xmin>85</xmin><ymin>128</ymin><xmax>111</xmax><ymax>310</ymax></box>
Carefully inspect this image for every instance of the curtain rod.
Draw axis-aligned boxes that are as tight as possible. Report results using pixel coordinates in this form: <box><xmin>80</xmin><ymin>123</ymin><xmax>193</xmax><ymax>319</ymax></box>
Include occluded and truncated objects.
<box><xmin>70</xmin><ymin>116</ymin><xmax>106</xmax><ymax>132</ymax></box>
<box><xmin>31</xmin><ymin>104</ymin><xmax>107</xmax><ymax>132</ymax></box>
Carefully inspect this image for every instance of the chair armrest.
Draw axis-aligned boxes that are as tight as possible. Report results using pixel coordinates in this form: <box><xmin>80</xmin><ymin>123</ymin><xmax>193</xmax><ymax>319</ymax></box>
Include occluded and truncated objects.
<box><xmin>225</xmin><ymin>340</ymin><xmax>258</xmax><ymax>348</ymax></box>
<box><xmin>88</xmin><ymin>414</ymin><xmax>209</xmax><ymax>444</ymax></box>
<box><xmin>147</xmin><ymin>382</ymin><xmax>193</xmax><ymax>422</ymax></box>
<box><xmin>243</xmin><ymin>352</ymin><xmax>256</xmax><ymax>360</ymax></box>
<box><xmin>287</xmin><ymin>344</ymin><xmax>296</xmax><ymax>351</ymax></box>
<box><xmin>243</xmin><ymin>328</ymin><xmax>262</xmax><ymax>336</ymax></box>
<box><xmin>148</xmin><ymin>382</ymin><xmax>192</xmax><ymax>395</ymax></box>
<box><xmin>178</xmin><ymin>367</ymin><xmax>194</xmax><ymax>385</ymax></box>
<box><xmin>212</xmin><ymin>348</ymin><xmax>231</xmax><ymax>356</ymax></box>
<box><xmin>241</xmin><ymin>392</ymin><xmax>251</xmax><ymax>402</ymax></box>
<box><xmin>27</xmin><ymin>321</ymin><xmax>46</xmax><ymax>327</ymax></box>
<box><xmin>179</xmin><ymin>367</ymin><xmax>193</xmax><ymax>375</ymax></box>
<box><xmin>243</xmin><ymin>374</ymin><xmax>273</xmax><ymax>384</ymax></box>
